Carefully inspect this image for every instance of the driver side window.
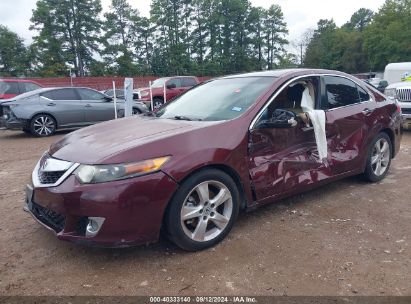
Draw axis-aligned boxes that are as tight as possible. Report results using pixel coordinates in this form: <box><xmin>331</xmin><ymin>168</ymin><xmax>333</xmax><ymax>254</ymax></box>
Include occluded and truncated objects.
<box><xmin>256</xmin><ymin>76</ymin><xmax>320</xmax><ymax>126</ymax></box>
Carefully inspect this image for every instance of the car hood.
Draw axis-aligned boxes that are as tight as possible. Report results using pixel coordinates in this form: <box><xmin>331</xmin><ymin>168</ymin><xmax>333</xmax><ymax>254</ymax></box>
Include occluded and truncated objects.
<box><xmin>136</xmin><ymin>87</ymin><xmax>149</xmax><ymax>92</ymax></box>
<box><xmin>50</xmin><ymin>116</ymin><xmax>219</xmax><ymax>164</ymax></box>
<box><xmin>387</xmin><ymin>81</ymin><xmax>411</xmax><ymax>89</ymax></box>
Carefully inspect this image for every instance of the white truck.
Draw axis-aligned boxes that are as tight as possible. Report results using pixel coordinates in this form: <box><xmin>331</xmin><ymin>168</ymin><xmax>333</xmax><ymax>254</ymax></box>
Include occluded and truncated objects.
<box><xmin>384</xmin><ymin>62</ymin><xmax>411</xmax><ymax>129</ymax></box>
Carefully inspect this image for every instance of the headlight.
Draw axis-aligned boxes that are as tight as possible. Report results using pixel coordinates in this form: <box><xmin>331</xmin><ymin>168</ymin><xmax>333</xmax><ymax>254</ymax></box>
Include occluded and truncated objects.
<box><xmin>384</xmin><ymin>88</ymin><xmax>397</xmax><ymax>99</ymax></box>
<box><xmin>140</xmin><ymin>91</ymin><xmax>150</xmax><ymax>97</ymax></box>
<box><xmin>74</xmin><ymin>156</ymin><xmax>170</xmax><ymax>184</ymax></box>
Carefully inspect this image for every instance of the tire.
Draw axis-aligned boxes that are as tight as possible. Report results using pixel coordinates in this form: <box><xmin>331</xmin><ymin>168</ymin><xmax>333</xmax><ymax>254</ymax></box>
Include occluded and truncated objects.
<box><xmin>363</xmin><ymin>132</ymin><xmax>392</xmax><ymax>182</ymax></box>
<box><xmin>153</xmin><ymin>97</ymin><xmax>164</xmax><ymax>110</ymax></box>
<box><xmin>30</xmin><ymin>114</ymin><xmax>56</xmax><ymax>137</ymax></box>
<box><xmin>132</xmin><ymin>108</ymin><xmax>142</xmax><ymax>115</ymax></box>
<box><xmin>165</xmin><ymin>169</ymin><xmax>240</xmax><ymax>251</ymax></box>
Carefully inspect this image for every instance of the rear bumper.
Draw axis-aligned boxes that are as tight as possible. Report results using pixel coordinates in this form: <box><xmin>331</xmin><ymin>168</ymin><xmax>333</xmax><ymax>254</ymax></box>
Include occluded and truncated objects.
<box><xmin>0</xmin><ymin>117</ymin><xmax>25</xmax><ymax>130</ymax></box>
<box><xmin>26</xmin><ymin>172</ymin><xmax>179</xmax><ymax>247</ymax></box>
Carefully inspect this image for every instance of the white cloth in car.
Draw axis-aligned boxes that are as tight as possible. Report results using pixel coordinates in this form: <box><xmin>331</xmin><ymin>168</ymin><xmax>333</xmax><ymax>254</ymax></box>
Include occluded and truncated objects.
<box><xmin>301</xmin><ymin>87</ymin><xmax>328</xmax><ymax>162</ymax></box>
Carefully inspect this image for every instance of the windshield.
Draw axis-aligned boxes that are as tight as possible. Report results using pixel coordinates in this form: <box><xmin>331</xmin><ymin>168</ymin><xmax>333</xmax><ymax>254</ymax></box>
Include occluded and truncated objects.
<box><xmin>151</xmin><ymin>78</ymin><xmax>167</xmax><ymax>88</ymax></box>
<box><xmin>156</xmin><ymin>77</ymin><xmax>275</xmax><ymax>121</ymax></box>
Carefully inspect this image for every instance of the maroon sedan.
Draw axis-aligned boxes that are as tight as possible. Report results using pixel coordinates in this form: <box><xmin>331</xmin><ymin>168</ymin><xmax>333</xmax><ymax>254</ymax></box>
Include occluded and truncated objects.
<box><xmin>26</xmin><ymin>69</ymin><xmax>402</xmax><ymax>251</ymax></box>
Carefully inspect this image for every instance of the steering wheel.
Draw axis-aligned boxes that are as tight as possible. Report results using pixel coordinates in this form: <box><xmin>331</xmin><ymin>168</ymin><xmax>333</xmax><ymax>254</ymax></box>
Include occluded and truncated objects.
<box><xmin>270</xmin><ymin>109</ymin><xmax>298</xmax><ymax>127</ymax></box>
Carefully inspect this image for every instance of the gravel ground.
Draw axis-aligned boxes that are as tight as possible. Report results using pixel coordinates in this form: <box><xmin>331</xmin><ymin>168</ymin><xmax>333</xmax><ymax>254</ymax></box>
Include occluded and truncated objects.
<box><xmin>0</xmin><ymin>129</ymin><xmax>410</xmax><ymax>296</ymax></box>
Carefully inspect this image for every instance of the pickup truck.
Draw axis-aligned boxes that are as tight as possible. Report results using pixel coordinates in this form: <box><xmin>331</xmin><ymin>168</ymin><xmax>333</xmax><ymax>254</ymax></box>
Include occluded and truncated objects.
<box><xmin>134</xmin><ymin>76</ymin><xmax>200</xmax><ymax>110</ymax></box>
<box><xmin>385</xmin><ymin>81</ymin><xmax>411</xmax><ymax>129</ymax></box>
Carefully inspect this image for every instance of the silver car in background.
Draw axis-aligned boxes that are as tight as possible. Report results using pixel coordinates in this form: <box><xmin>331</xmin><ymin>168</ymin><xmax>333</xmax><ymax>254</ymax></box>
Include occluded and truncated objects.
<box><xmin>0</xmin><ymin>87</ymin><xmax>148</xmax><ymax>137</ymax></box>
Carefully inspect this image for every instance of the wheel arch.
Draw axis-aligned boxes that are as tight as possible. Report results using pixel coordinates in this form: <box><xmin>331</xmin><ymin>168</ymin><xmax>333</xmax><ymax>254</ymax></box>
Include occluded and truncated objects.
<box><xmin>379</xmin><ymin>128</ymin><xmax>395</xmax><ymax>157</ymax></box>
<box><xmin>177</xmin><ymin>164</ymin><xmax>247</xmax><ymax>210</ymax></box>
<box><xmin>29</xmin><ymin>112</ymin><xmax>59</xmax><ymax>129</ymax></box>
<box><xmin>161</xmin><ymin>164</ymin><xmax>248</xmax><ymax>231</ymax></box>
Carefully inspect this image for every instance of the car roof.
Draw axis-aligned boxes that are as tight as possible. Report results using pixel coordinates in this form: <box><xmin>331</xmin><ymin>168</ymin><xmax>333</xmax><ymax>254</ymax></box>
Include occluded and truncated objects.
<box><xmin>220</xmin><ymin>68</ymin><xmax>350</xmax><ymax>79</ymax></box>
<box><xmin>158</xmin><ymin>76</ymin><xmax>198</xmax><ymax>80</ymax></box>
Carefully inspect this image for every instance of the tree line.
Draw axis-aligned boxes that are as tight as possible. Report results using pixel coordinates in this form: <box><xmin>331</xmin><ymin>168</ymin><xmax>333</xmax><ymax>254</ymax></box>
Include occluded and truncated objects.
<box><xmin>304</xmin><ymin>0</ymin><xmax>411</xmax><ymax>73</ymax></box>
<box><xmin>0</xmin><ymin>0</ymin><xmax>410</xmax><ymax>78</ymax></box>
<box><xmin>0</xmin><ymin>0</ymin><xmax>290</xmax><ymax>77</ymax></box>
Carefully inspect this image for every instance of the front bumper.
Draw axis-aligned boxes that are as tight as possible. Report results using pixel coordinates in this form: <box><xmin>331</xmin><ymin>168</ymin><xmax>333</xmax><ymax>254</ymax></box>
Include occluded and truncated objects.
<box><xmin>26</xmin><ymin>172</ymin><xmax>179</xmax><ymax>247</ymax></box>
<box><xmin>399</xmin><ymin>101</ymin><xmax>411</xmax><ymax>128</ymax></box>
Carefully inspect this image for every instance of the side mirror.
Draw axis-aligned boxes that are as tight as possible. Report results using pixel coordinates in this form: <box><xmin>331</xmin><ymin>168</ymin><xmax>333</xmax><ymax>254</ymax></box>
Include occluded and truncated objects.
<box><xmin>167</xmin><ymin>83</ymin><xmax>177</xmax><ymax>89</ymax></box>
<box><xmin>257</xmin><ymin>109</ymin><xmax>298</xmax><ymax>129</ymax></box>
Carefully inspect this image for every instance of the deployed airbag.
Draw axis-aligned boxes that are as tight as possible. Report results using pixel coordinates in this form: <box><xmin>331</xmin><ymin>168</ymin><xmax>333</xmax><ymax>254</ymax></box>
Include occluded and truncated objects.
<box><xmin>301</xmin><ymin>87</ymin><xmax>328</xmax><ymax>162</ymax></box>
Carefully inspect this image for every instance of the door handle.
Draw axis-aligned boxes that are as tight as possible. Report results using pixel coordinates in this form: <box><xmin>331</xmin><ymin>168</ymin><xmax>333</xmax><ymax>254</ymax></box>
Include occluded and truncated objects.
<box><xmin>362</xmin><ymin>108</ymin><xmax>374</xmax><ymax>116</ymax></box>
<box><xmin>46</xmin><ymin>102</ymin><xmax>56</xmax><ymax>106</ymax></box>
<box><xmin>85</xmin><ymin>104</ymin><xmax>92</xmax><ymax>108</ymax></box>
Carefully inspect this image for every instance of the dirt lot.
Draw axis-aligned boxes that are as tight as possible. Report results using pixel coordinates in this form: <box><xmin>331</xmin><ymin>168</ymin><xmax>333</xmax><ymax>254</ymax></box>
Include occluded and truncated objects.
<box><xmin>0</xmin><ymin>129</ymin><xmax>410</xmax><ymax>296</ymax></box>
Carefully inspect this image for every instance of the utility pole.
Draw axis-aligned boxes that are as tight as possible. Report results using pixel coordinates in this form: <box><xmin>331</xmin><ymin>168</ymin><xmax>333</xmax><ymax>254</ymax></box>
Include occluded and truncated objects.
<box><xmin>300</xmin><ymin>43</ymin><xmax>304</xmax><ymax>66</ymax></box>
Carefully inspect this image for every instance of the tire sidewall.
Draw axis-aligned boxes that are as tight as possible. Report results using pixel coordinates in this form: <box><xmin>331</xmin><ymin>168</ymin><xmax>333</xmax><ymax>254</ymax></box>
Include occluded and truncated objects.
<box><xmin>30</xmin><ymin>114</ymin><xmax>56</xmax><ymax>137</ymax></box>
<box><xmin>166</xmin><ymin>169</ymin><xmax>240</xmax><ymax>251</ymax></box>
<box><xmin>153</xmin><ymin>98</ymin><xmax>164</xmax><ymax>110</ymax></box>
<box><xmin>132</xmin><ymin>108</ymin><xmax>141</xmax><ymax>115</ymax></box>
<box><xmin>364</xmin><ymin>133</ymin><xmax>392</xmax><ymax>182</ymax></box>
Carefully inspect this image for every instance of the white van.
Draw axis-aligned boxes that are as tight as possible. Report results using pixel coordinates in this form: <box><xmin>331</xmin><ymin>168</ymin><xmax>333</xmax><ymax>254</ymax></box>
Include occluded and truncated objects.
<box><xmin>384</xmin><ymin>62</ymin><xmax>411</xmax><ymax>84</ymax></box>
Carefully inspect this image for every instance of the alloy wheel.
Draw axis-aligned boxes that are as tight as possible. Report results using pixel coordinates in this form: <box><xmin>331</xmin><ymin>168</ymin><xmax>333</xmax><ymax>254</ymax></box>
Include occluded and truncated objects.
<box><xmin>153</xmin><ymin>100</ymin><xmax>164</xmax><ymax>110</ymax></box>
<box><xmin>371</xmin><ymin>138</ymin><xmax>390</xmax><ymax>176</ymax></box>
<box><xmin>180</xmin><ymin>181</ymin><xmax>233</xmax><ymax>242</ymax></box>
<box><xmin>33</xmin><ymin>115</ymin><xmax>55</xmax><ymax>136</ymax></box>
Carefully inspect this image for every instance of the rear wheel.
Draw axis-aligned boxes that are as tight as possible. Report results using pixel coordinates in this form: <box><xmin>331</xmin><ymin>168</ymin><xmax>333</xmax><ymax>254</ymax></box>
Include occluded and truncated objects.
<box><xmin>30</xmin><ymin>114</ymin><xmax>56</xmax><ymax>137</ymax></box>
<box><xmin>165</xmin><ymin>169</ymin><xmax>239</xmax><ymax>251</ymax></box>
<box><xmin>132</xmin><ymin>108</ymin><xmax>142</xmax><ymax>115</ymax></box>
<box><xmin>363</xmin><ymin>133</ymin><xmax>392</xmax><ymax>182</ymax></box>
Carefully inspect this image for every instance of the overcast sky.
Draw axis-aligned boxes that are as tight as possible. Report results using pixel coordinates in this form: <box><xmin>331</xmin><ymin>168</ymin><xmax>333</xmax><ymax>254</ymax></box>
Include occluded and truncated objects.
<box><xmin>0</xmin><ymin>0</ymin><xmax>386</xmax><ymax>46</ymax></box>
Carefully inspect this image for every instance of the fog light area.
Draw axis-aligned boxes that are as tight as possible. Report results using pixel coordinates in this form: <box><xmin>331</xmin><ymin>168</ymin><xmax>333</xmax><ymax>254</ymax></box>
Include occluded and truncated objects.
<box><xmin>86</xmin><ymin>217</ymin><xmax>105</xmax><ymax>237</ymax></box>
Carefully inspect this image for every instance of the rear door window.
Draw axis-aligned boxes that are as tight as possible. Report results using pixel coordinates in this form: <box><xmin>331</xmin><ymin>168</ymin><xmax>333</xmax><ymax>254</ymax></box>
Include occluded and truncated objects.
<box><xmin>357</xmin><ymin>86</ymin><xmax>371</xmax><ymax>102</ymax></box>
<box><xmin>41</xmin><ymin>89</ymin><xmax>78</xmax><ymax>100</ymax></box>
<box><xmin>323</xmin><ymin>76</ymin><xmax>361</xmax><ymax>109</ymax></box>
<box><xmin>40</xmin><ymin>91</ymin><xmax>55</xmax><ymax>100</ymax></box>
<box><xmin>0</xmin><ymin>81</ymin><xmax>20</xmax><ymax>95</ymax></box>
<box><xmin>23</xmin><ymin>82</ymin><xmax>41</xmax><ymax>92</ymax></box>
<box><xmin>77</xmin><ymin>88</ymin><xmax>106</xmax><ymax>101</ymax></box>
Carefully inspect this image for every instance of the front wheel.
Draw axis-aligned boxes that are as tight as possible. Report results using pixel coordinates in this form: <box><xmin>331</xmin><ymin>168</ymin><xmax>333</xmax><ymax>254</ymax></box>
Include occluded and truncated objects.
<box><xmin>30</xmin><ymin>114</ymin><xmax>56</xmax><ymax>137</ymax></box>
<box><xmin>165</xmin><ymin>169</ymin><xmax>240</xmax><ymax>251</ymax></box>
<box><xmin>363</xmin><ymin>133</ymin><xmax>392</xmax><ymax>182</ymax></box>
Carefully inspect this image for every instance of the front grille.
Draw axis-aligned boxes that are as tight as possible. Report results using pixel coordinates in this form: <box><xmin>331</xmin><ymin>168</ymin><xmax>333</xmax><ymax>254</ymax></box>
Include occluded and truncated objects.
<box><xmin>38</xmin><ymin>170</ymin><xmax>65</xmax><ymax>184</ymax></box>
<box><xmin>397</xmin><ymin>88</ymin><xmax>411</xmax><ymax>102</ymax></box>
<box><xmin>402</xmin><ymin>108</ymin><xmax>411</xmax><ymax>115</ymax></box>
<box><xmin>30</xmin><ymin>201</ymin><xmax>66</xmax><ymax>233</ymax></box>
